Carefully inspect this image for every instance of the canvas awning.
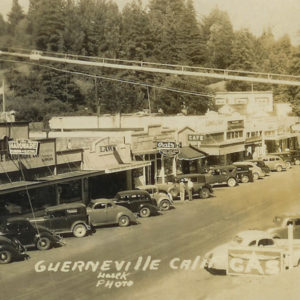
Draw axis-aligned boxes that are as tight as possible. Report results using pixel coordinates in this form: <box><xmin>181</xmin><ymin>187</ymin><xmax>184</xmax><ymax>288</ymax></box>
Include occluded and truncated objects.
<box><xmin>178</xmin><ymin>146</ymin><xmax>207</xmax><ymax>161</ymax></box>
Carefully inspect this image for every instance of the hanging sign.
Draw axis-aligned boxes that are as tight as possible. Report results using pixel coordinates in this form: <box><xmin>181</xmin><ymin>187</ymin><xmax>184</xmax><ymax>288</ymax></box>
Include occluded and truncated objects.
<box><xmin>8</xmin><ymin>139</ymin><xmax>39</xmax><ymax>156</ymax></box>
<box><xmin>156</xmin><ymin>141</ymin><xmax>180</xmax><ymax>157</ymax></box>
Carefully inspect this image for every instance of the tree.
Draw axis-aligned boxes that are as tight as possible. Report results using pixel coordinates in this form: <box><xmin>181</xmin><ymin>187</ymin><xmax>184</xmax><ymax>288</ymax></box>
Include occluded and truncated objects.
<box><xmin>27</xmin><ymin>0</ymin><xmax>64</xmax><ymax>51</ymax></box>
<box><xmin>152</xmin><ymin>75</ymin><xmax>214</xmax><ymax>114</ymax></box>
<box><xmin>201</xmin><ymin>8</ymin><xmax>234</xmax><ymax>69</ymax></box>
<box><xmin>120</xmin><ymin>0</ymin><xmax>153</xmax><ymax>61</ymax></box>
<box><xmin>7</xmin><ymin>0</ymin><xmax>24</xmax><ymax>35</ymax></box>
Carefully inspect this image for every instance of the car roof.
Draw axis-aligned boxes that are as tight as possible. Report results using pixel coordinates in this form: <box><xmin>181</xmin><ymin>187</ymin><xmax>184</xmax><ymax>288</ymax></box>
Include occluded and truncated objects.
<box><xmin>236</xmin><ymin>230</ymin><xmax>273</xmax><ymax>241</ymax></box>
<box><xmin>117</xmin><ymin>190</ymin><xmax>149</xmax><ymax>196</ymax></box>
<box><xmin>90</xmin><ymin>199</ymin><xmax>114</xmax><ymax>205</ymax></box>
<box><xmin>176</xmin><ymin>173</ymin><xmax>204</xmax><ymax>178</ymax></box>
<box><xmin>45</xmin><ymin>202</ymin><xmax>86</xmax><ymax>211</ymax></box>
<box><xmin>274</xmin><ymin>214</ymin><xmax>300</xmax><ymax>219</ymax></box>
<box><xmin>260</xmin><ymin>155</ymin><xmax>281</xmax><ymax>159</ymax></box>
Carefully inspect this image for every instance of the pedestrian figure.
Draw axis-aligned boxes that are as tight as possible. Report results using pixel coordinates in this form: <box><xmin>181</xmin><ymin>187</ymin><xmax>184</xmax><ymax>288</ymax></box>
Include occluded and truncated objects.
<box><xmin>179</xmin><ymin>179</ymin><xmax>185</xmax><ymax>202</ymax></box>
<box><xmin>187</xmin><ymin>178</ymin><xmax>193</xmax><ymax>201</ymax></box>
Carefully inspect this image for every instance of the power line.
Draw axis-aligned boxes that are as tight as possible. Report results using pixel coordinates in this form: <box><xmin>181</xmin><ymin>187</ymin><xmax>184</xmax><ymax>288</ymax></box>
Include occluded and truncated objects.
<box><xmin>0</xmin><ymin>58</ymin><xmax>215</xmax><ymax>98</ymax></box>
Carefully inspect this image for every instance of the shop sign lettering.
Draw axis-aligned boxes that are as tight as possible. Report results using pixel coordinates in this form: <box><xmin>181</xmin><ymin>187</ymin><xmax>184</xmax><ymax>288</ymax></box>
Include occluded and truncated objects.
<box><xmin>188</xmin><ymin>134</ymin><xmax>204</xmax><ymax>142</ymax></box>
<box><xmin>100</xmin><ymin>145</ymin><xmax>116</xmax><ymax>152</ymax></box>
<box><xmin>156</xmin><ymin>141</ymin><xmax>180</xmax><ymax>157</ymax></box>
<box><xmin>8</xmin><ymin>139</ymin><xmax>39</xmax><ymax>156</ymax></box>
<box><xmin>227</xmin><ymin>248</ymin><xmax>282</xmax><ymax>276</ymax></box>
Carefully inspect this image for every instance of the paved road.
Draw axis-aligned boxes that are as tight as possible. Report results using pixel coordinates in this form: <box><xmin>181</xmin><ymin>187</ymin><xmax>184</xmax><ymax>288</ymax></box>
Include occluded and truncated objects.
<box><xmin>2</xmin><ymin>168</ymin><xmax>300</xmax><ymax>300</ymax></box>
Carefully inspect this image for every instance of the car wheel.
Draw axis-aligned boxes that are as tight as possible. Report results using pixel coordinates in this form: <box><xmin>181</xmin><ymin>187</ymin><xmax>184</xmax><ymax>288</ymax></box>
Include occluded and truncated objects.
<box><xmin>0</xmin><ymin>250</ymin><xmax>12</xmax><ymax>264</ymax></box>
<box><xmin>276</xmin><ymin>165</ymin><xmax>283</xmax><ymax>172</ymax></box>
<box><xmin>159</xmin><ymin>200</ymin><xmax>171</xmax><ymax>211</ymax></box>
<box><xmin>286</xmin><ymin>162</ymin><xmax>291</xmax><ymax>169</ymax></box>
<box><xmin>253</xmin><ymin>172</ymin><xmax>259</xmax><ymax>180</ymax></box>
<box><xmin>72</xmin><ymin>224</ymin><xmax>87</xmax><ymax>238</ymax></box>
<box><xmin>227</xmin><ymin>178</ymin><xmax>236</xmax><ymax>187</ymax></box>
<box><xmin>118</xmin><ymin>215</ymin><xmax>130</xmax><ymax>227</ymax></box>
<box><xmin>36</xmin><ymin>237</ymin><xmax>52</xmax><ymax>250</ymax></box>
<box><xmin>200</xmin><ymin>187</ymin><xmax>210</xmax><ymax>199</ymax></box>
<box><xmin>139</xmin><ymin>207</ymin><xmax>151</xmax><ymax>218</ymax></box>
<box><xmin>241</xmin><ymin>175</ymin><xmax>249</xmax><ymax>183</ymax></box>
<box><xmin>295</xmin><ymin>160</ymin><xmax>300</xmax><ymax>165</ymax></box>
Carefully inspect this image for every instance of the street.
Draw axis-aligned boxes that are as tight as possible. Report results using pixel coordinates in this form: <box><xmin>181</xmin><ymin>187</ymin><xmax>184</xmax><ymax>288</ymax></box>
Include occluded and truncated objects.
<box><xmin>2</xmin><ymin>167</ymin><xmax>300</xmax><ymax>300</ymax></box>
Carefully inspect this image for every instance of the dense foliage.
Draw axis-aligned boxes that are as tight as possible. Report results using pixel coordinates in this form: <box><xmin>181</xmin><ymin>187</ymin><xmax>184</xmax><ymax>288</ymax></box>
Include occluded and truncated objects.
<box><xmin>0</xmin><ymin>0</ymin><xmax>299</xmax><ymax>121</ymax></box>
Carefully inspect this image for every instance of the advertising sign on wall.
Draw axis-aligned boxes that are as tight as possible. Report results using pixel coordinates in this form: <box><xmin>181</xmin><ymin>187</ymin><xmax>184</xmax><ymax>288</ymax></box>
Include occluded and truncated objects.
<box><xmin>227</xmin><ymin>248</ymin><xmax>283</xmax><ymax>276</ymax></box>
<box><xmin>8</xmin><ymin>139</ymin><xmax>39</xmax><ymax>156</ymax></box>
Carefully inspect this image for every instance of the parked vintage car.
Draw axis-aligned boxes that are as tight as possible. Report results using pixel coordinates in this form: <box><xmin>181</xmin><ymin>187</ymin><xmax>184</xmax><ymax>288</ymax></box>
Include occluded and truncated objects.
<box><xmin>0</xmin><ymin>218</ymin><xmax>63</xmax><ymax>250</ymax></box>
<box><xmin>289</xmin><ymin>149</ymin><xmax>300</xmax><ymax>165</ymax></box>
<box><xmin>233</xmin><ymin>164</ymin><xmax>254</xmax><ymax>183</ymax></box>
<box><xmin>233</xmin><ymin>161</ymin><xmax>264</xmax><ymax>180</ymax></box>
<box><xmin>136</xmin><ymin>185</ymin><xmax>174</xmax><ymax>211</ymax></box>
<box><xmin>259</xmin><ymin>155</ymin><xmax>287</xmax><ymax>172</ymax></box>
<box><xmin>269</xmin><ymin>152</ymin><xmax>293</xmax><ymax>168</ymax></box>
<box><xmin>0</xmin><ymin>235</ymin><xmax>27</xmax><ymax>264</ymax></box>
<box><xmin>29</xmin><ymin>203</ymin><xmax>91</xmax><ymax>238</ymax></box>
<box><xmin>202</xmin><ymin>165</ymin><xmax>239</xmax><ymax>187</ymax></box>
<box><xmin>247</xmin><ymin>159</ymin><xmax>271</xmax><ymax>175</ymax></box>
<box><xmin>87</xmin><ymin>199</ymin><xmax>137</xmax><ymax>227</ymax></box>
<box><xmin>267</xmin><ymin>214</ymin><xmax>300</xmax><ymax>239</ymax></box>
<box><xmin>156</xmin><ymin>173</ymin><xmax>213</xmax><ymax>200</ymax></box>
<box><xmin>203</xmin><ymin>230</ymin><xmax>300</xmax><ymax>272</ymax></box>
<box><xmin>113</xmin><ymin>190</ymin><xmax>159</xmax><ymax>218</ymax></box>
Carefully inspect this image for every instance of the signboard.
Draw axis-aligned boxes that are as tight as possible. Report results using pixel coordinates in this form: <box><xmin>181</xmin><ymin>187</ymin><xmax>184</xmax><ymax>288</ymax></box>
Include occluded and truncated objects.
<box><xmin>8</xmin><ymin>139</ymin><xmax>39</xmax><ymax>156</ymax></box>
<box><xmin>156</xmin><ymin>141</ymin><xmax>180</xmax><ymax>157</ymax></box>
<box><xmin>187</xmin><ymin>134</ymin><xmax>204</xmax><ymax>142</ymax></box>
<box><xmin>227</xmin><ymin>120</ymin><xmax>244</xmax><ymax>130</ymax></box>
<box><xmin>99</xmin><ymin>145</ymin><xmax>116</xmax><ymax>153</ymax></box>
<box><xmin>227</xmin><ymin>248</ymin><xmax>283</xmax><ymax>276</ymax></box>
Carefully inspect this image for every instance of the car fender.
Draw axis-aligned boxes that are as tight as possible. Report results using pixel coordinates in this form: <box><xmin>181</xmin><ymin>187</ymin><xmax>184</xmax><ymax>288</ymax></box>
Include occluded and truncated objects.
<box><xmin>0</xmin><ymin>243</ymin><xmax>20</xmax><ymax>258</ymax></box>
<box><xmin>71</xmin><ymin>221</ymin><xmax>90</xmax><ymax>232</ymax></box>
<box><xmin>138</xmin><ymin>203</ymin><xmax>158</xmax><ymax>213</ymax></box>
<box><xmin>33</xmin><ymin>232</ymin><xmax>57</xmax><ymax>244</ymax></box>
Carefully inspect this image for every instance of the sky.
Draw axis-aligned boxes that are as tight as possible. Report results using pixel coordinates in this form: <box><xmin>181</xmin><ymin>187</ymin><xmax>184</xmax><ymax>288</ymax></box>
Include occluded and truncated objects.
<box><xmin>1</xmin><ymin>0</ymin><xmax>300</xmax><ymax>45</ymax></box>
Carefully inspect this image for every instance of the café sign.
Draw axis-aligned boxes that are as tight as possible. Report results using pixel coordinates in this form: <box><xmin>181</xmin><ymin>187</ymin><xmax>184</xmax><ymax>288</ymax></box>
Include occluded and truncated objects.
<box><xmin>8</xmin><ymin>139</ymin><xmax>39</xmax><ymax>156</ymax></box>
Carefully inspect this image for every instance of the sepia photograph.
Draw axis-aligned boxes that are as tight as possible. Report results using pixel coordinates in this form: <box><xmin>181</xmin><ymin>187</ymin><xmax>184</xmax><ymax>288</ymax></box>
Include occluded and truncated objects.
<box><xmin>1</xmin><ymin>0</ymin><xmax>300</xmax><ymax>299</ymax></box>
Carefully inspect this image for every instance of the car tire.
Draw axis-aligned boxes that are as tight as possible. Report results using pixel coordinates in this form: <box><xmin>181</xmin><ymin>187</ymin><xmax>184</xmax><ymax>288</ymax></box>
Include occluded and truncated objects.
<box><xmin>0</xmin><ymin>250</ymin><xmax>12</xmax><ymax>264</ymax></box>
<box><xmin>241</xmin><ymin>175</ymin><xmax>249</xmax><ymax>183</ymax></box>
<box><xmin>227</xmin><ymin>178</ymin><xmax>236</xmax><ymax>187</ymax></box>
<box><xmin>286</xmin><ymin>162</ymin><xmax>291</xmax><ymax>169</ymax></box>
<box><xmin>295</xmin><ymin>160</ymin><xmax>300</xmax><ymax>165</ymax></box>
<box><xmin>276</xmin><ymin>165</ymin><xmax>283</xmax><ymax>172</ymax></box>
<box><xmin>159</xmin><ymin>200</ymin><xmax>171</xmax><ymax>211</ymax></box>
<box><xmin>253</xmin><ymin>172</ymin><xmax>259</xmax><ymax>180</ymax></box>
<box><xmin>139</xmin><ymin>207</ymin><xmax>151</xmax><ymax>218</ymax></box>
<box><xmin>200</xmin><ymin>187</ymin><xmax>210</xmax><ymax>199</ymax></box>
<box><xmin>36</xmin><ymin>237</ymin><xmax>52</xmax><ymax>250</ymax></box>
<box><xmin>72</xmin><ymin>224</ymin><xmax>87</xmax><ymax>238</ymax></box>
<box><xmin>118</xmin><ymin>215</ymin><xmax>130</xmax><ymax>227</ymax></box>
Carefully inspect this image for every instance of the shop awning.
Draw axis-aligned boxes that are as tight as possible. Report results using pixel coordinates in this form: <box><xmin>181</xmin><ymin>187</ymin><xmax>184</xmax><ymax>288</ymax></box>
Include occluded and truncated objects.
<box><xmin>178</xmin><ymin>146</ymin><xmax>207</xmax><ymax>161</ymax></box>
<box><xmin>0</xmin><ymin>170</ymin><xmax>106</xmax><ymax>195</ymax></box>
<box><xmin>104</xmin><ymin>161</ymin><xmax>151</xmax><ymax>173</ymax></box>
<box><xmin>264</xmin><ymin>133</ymin><xmax>298</xmax><ymax>141</ymax></box>
<box><xmin>199</xmin><ymin>141</ymin><xmax>245</xmax><ymax>156</ymax></box>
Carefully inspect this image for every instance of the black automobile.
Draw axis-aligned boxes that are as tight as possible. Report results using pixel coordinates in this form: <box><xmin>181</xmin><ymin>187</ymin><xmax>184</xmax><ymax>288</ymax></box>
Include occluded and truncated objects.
<box><xmin>113</xmin><ymin>190</ymin><xmax>158</xmax><ymax>218</ymax></box>
<box><xmin>29</xmin><ymin>203</ymin><xmax>91</xmax><ymax>238</ymax></box>
<box><xmin>0</xmin><ymin>218</ymin><xmax>63</xmax><ymax>251</ymax></box>
<box><xmin>232</xmin><ymin>164</ymin><xmax>254</xmax><ymax>183</ymax></box>
<box><xmin>248</xmin><ymin>160</ymin><xmax>271</xmax><ymax>174</ymax></box>
<box><xmin>0</xmin><ymin>235</ymin><xmax>27</xmax><ymax>264</ymax></box>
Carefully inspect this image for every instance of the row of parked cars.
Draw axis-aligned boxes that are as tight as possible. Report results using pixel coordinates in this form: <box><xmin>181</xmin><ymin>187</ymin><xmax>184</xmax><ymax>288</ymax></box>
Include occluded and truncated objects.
<box><xmin>0</xmin><ymin>151</ymin><xmax>296</xmax><ymax>264</ymax></box>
